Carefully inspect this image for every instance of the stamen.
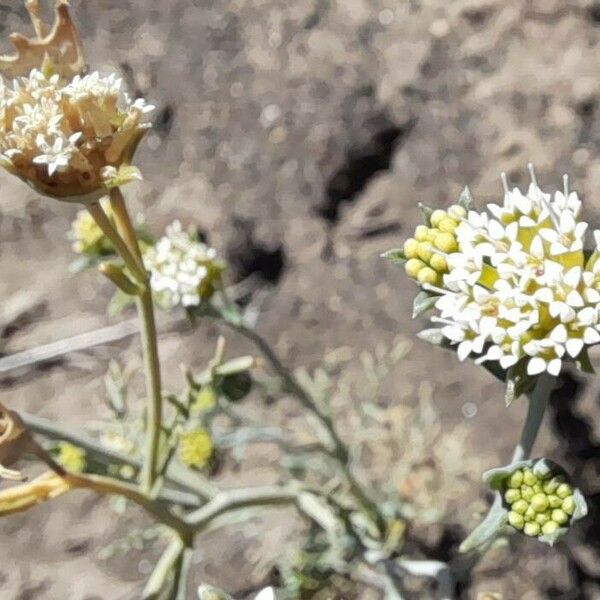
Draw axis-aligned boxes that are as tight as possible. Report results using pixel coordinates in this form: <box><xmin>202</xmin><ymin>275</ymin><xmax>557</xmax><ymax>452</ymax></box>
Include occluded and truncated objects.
<box><xmin>501</xmin><ymin>172</ymin><xmax>509</xmax><ymax>194</ymax></box>
<box><xmin>527</xmin><ymin>163</ymin><xmax>538</xmax><ymax>187</ymax></box>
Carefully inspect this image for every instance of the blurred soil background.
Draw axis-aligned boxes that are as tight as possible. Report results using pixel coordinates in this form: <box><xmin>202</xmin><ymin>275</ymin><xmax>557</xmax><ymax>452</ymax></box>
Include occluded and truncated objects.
<box><xmin>2</xmin><ymin>0</ymin><xmax>600</xmax><ymax>598</ymax></box>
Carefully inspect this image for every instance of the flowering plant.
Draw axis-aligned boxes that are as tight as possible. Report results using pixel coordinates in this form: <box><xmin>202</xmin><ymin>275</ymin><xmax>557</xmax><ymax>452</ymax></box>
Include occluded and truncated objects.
<box><xmin>385</xmin><ymin>165</ymin><xmax>590</xmax><ymax>551</ymax></box>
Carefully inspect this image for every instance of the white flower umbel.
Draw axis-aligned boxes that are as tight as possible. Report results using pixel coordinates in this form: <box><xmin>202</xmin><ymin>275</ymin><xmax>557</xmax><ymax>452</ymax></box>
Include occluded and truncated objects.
<box><xmin>144</xmin><ymin>221</ymin><xmax>224</xmax><ymax>310</ymax></box>
<box><xmin>0</xmin><ymin>68</ymin><xmax>153</xmax><ymax>200</ymax></box>
<box><xmin>428</xmin><ymin>170</ymin><xmax>600</xmax><ymax>377</ymax></box>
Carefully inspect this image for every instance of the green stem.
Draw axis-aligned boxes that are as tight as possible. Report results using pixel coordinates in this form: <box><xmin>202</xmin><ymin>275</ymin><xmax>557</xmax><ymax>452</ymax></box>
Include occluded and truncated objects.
<box><xmin>511</xmin><ymin>372</ymin><xmax>555</xmax><ymax>462</ymax></box>
<box><xmin>92</xmin><ymin>190</ymin><xmax>164</xmax><ymax>497</ymax></box>
<box><xmin>87</xmin><ymin>201</ymin><xmax>146</xmax><ymax>282</ymax></box>
<box><xmin>218</xmin><ymin>312</ymin><xmax>385</xmax><ymax>531</ymax></box>
<box><xmin>65</xmin><ymin>472</ymin><xmax>189</xmax><ymax>535</ymax></box>
<box><xmin>137</xmin><ymin>285</ymin><xmax>163</xmax><ymax>496</ymax></box>
<box><xmin>142</xmin><ymin>536</ymin><xmax>186</xmax><ymax>599</ymax></box>
<box><xmin>19</xmin><ymin>411</ymin><xmax>216</xmax><ymax>503</ymax></box>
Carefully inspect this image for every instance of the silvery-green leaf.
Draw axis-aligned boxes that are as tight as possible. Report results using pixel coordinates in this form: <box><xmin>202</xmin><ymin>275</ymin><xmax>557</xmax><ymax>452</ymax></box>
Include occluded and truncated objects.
<box><xmin>538</xmin><ymin>527</ymin><xmax>569</xmax><ymax>546</ymax></box>
<box><xmin>412</xmin><ymin>291</ymin><xmax>438</xmax><ymax>318</ymax></box>
<box><xmin>381</xmin><ymin>248</ymin><xmax>406</xmax><ymax>265</ymax></box>
<box><xmin>458</xmin><ymin>186</ymin><xmax>474</xmax><ymax>211</ymax></box>
<box><xmin>459</xmin><ymin>499</ymin><xmax>508</xmax><ymax>553</ymax></box>
<box><xmin>417</xmin><ymin>328</ymin><xmax>445</xmax><ymax>346</ymax></box>
<box><xmin>418</xmin><ymin>202</ymin><xmax>434</xmax><ymax>225</ymax></box>
<box><xmin>531</xmin><ymin>458</ymin><xmax>553</xmax><ymax>480</ymax></box>
<box><xmin>572</xmin><ymin>488</ymin><xmax>588</xmax><ymax>521</ymax></box>
<box><xmin>215</xmin><ymin>356</ymin><xmax>254</xmax><ymax>376</ymax></box>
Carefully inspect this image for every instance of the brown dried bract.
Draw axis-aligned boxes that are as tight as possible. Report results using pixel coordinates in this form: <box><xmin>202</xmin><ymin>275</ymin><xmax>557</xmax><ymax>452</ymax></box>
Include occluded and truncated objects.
<box><xmin>0</xmin><ymin>0</ymin><xmax>85</xmax><ymax>79</ymax></box>
<box><xmin>0</xmin><ymin>403</ymin><xmax>33</xmax><ymax>479</ymax></box>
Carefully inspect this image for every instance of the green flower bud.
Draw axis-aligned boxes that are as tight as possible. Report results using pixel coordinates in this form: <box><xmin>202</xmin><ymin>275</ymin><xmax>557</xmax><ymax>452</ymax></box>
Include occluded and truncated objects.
<box><xmin>448</xmin><ymin>204</ymin><xmax>466</xmax><ymax>220</ymax></box>
<box><xmin>523</xmin><ymin>469</ymin><xmax>537</xmax><ymax>486</ymax></box>
<box><xmin>524</xmin><ymin>522</ymin><xmax>541</xmax><ymax>537</ymax></box>
<box><xmin>531</xmin><ymin>493</ymin><xmax>549</xmax><ymax>513</ymax></box>
<box><xmin>414</xmin><ymin>225</ymin><xmax>429</xmax><ymax>241</ymax></box>
<box><xmin>541</xmin><ymin>520</ymin><xmax>560</xmax><ymax>536</ymax></box>
<box><xmin>521</xmin><ymin>486</ymin><xmax>534</xmax><ymax>502</ymax></box>
<box><xmin>405</xmin><ymin>258</ymin><xmax>425</xmax><ymax>279</ymax></box>
<box><xmin>536</xmin><ymin>512</ymin><xmax>550</xmax><ymax>526</ymax></box>
<box><xmin>548</xmin><ymin>494</ymin><xmax>562</xmax><ymax>509</ymax></box>
<box><xmin>429</xmin><ymin>253</ymin><xmax>448</xmax><ymax>272</ymax></box>
<box><xmin>430</xmin><ymin>210</ymin><xmax>447</xmax><ymax>227</ymax></box>
<box><xmin>508</xmin><ymin>511</ymin><xmax>524</xmax><ymax>530</ymax></box>
<box><xmin>533</xmin><ymin>483</ymin><xmax>543</xmax><ymax>494</ymax></box>
<box><xmin>433</xmin><ymin>232</ymin><xmax>458</xmax><ymax>253</ymax></box>
<box><xmin>551</xmin><ymin>509</ymin><xmax>569</xmax><ymax>526</ymax></box>
<box><xmin>504</xmin><ymin>489</ymin><xmax>521</xmax><ymax>504</ymax></box>
<box><xmin>524</xmin><ymin>506</ymin><xmax>536</xmax><ymax>522</ymax></box>
<box><xmin>417</xmin><ymin>241</ymin><xmax>434</xmax><ymax>262</ymax></box>
<box><xmin>512</xmin><ymin>499</ymin><xmax>528</xmax><ymax>515</ymax></box>
<box><xmin>403</xmin><ymin>238</ymin><xmax>419</xmax><ymax>259</ymax></box>
<box><xmin>556</xmin><ymin>483</ymin><xmax>572</xmax><ymax>500</ymax></box>
<box><xmin>425</xmin><ymin>227</ymin><xmax>439</xmax><ymax>242</ymax></box>
<box><xmin>543</xmin><ymin>478</ymin><xmax>560</xmax><ymax>494</ymax></box>
<box><xmin>417</xmin><ymin>267</ymin><xmax>438</xmax><ymax>285</ymax></box>
<box><xmin>438</xmin><ymin>217</ymin><xmax>458</xmax><ymax>233</ymax></box>
<box><xmin>508</xmin><ymin>470</ymin><xmax>524</xmax><ymax>488</ymax></box>
<box><xmin>562</xmin><ymin>495</ymin><xmax>576</xmax><ymax>516</ymax></box>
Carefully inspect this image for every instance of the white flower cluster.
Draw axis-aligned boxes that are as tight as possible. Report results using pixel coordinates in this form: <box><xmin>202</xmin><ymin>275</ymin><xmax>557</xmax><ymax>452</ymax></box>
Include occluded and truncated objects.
<box><xmin>144</xmin><ymin>221</ymin><xmax>223</xmax><ymax>310</ymax></box>
<box><xmin>431</xmin><ymin>175</ymin><xmax>600</xmax><ymax>377</ymax></box>
<box><xmin>0</xmin><ymin>69</ymin><xmax>153</xmax><ymax>198</ymax></box>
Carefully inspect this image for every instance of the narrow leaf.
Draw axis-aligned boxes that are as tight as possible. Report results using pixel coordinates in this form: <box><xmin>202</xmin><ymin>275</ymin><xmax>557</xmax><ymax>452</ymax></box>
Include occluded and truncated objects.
<box><xmin>458</xmin><ymin>186</ymin><xmax>474</xmax><ymax>211</ymax></box>
<box><xmin>459</xmin><ymin>498</ymin><xmax>508</xmax><ymax>553</ymax></box>
<box><xmin>418</xmin><ymin>202</ymin><xmax>433</xmax><ymax>225</ymax></box>
<box><xmin>412</xmin><ymin>291</ymin><xmax>438</xmax><ymax>318</ymax></box>
<box><xmin>381</xmin><ymin>248</ymin><xmax>406</xmax><ymax>265</ymax></box>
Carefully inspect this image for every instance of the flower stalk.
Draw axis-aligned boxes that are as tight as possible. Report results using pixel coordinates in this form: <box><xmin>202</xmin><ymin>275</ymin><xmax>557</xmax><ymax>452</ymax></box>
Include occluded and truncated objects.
<box><xmin>87</xmin><ymin>191</ymin><xmax>164</xmax><ymax>496</ymax></box>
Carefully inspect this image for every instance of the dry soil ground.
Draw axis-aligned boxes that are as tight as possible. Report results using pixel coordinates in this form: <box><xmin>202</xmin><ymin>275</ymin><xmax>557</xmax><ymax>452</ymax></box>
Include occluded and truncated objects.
<box><xmin>2</xmin><ymin>0</ymin><xmax>600</xmax><ymax>598</ymax></box>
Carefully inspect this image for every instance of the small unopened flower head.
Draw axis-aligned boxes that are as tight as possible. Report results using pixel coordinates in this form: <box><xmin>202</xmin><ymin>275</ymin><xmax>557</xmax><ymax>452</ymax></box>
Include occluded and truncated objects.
<box><xmin>0</xmin><ymin>68</ymin><xmax>152</xmax><ymax>200</ymax></box>
<box><xmin>69</xmin><ymin>198</ymin><xmax>115</xmax><ymax>256</ymax></box>
<box><xmin>144</xmin><ymin>220</ymin><xmax>225</xmax><ymax>310</ymax></box>
<box><xmin>484</xmin><ymin>458</ymin><xmax>587</xmax><ymax>545</ymax></box>
<box><xmin>403</xmin><ymin>205</ymin><xmax>464</xmax><ymax>286</ymax></box>
<box><xmin>177</xmin><ymin>428</ymin><xmax>213</xmax><ymax>469</ymax></box>
<box><xmin>55</xmin><ymin>442</ymin><xmax>86</xmax><ymax>473</ymax></box>
<box><xmin>425</xmin><ymin>172</ymin><xmax>600</xmax><ymax>377</ymax></box>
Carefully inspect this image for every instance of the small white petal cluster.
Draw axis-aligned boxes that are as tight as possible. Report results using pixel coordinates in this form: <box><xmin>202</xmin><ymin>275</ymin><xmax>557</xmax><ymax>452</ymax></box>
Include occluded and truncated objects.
<box><xmin>432</xmin><ymin>178</ymin><xmax>600</xmax><ymax>377</ymax></box>
<box><xmin>0</xmin><ymin>69</ymin><xmax>153</xmax><ymax>198</ymax></box>
<box><xmin>144</xmin><ymin>221</ymin><xmax>222</xmax><ymax>310</ymax></box>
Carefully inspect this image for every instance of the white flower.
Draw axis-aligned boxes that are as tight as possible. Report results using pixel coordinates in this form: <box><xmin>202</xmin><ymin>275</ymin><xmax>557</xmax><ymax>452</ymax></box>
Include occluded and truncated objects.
<box><xmin>144</xmin><ymin>221</ymin><xmax>224</xmax><ymax>310</ymax></box>
<box><xmin>0</xmin><ymin>68</ymin><xmax>153</xmax><ymax>200</ymax></box>
<box><xmin>426</xmin><ymin>174</ymin><xmax>600</xmax><ymax>377</ymax></box>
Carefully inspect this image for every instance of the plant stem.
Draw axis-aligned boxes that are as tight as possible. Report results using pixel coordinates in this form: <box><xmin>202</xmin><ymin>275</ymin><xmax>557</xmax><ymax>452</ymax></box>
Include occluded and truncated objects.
<box><xmin>137</xmin><ymin>286</ymin><xmax>163</xmax><ymax>496</ymax></box>
<box><xmin>218</xmin><ymin>313</ymin><xmax>385</xmax><ymax>531</ymax></box>
<box><xmin>19</xmin><ymin>411</ymin><xmax>217</xmax><ymax>502</ymax></box>
<box><xmin>511</xmin><ymin>372</ymin><xmax>555</xmax><ymax>463</ymax></box>
<box><xmin>87</xmin><ymin>201</ymin><xmax>146</xmax><ymax>281</ymax></box>
<box><xmin>142</xmin><ymin>536</ymin><xmax>185</xmax><ymax>599</ymax></box>
<box><xmin>109</xmin><ymin>187</ymin><xmax>145</xmax><ymax>271</ymax></box>
<box><xmin>64</xmin><ymin>472</ymin><xmax>190</xmax><ymax>535</ymax></box>
<box><xmin>88</xmin><ymin>193</ymin><xmax>164</xmax><ymax>496</ymax></box>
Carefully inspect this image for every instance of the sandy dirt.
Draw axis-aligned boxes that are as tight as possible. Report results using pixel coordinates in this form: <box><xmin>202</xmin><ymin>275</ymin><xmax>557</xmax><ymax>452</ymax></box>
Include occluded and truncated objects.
<box><xmin>1</xmin><ymin>0</ymin><xmax>600</xmax><ymax>598</ymax></box>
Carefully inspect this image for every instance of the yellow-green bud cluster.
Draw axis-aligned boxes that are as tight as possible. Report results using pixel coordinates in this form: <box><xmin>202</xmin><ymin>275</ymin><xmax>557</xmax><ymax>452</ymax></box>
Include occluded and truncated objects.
<box><xmin>177</xmin><ymin>428</ymin><xmax>213</xmax><ymax>469</ymax></box>
<box><xmin>56</xmin><ymin>442</ymin><xmax>86</xmax><ymax>473</ymax></box>
<box><xmin>403</xmin><ymin>205</ymin><xmax>464</xmax><ymax>286</ymax></box>
<box><xmin>504</xmin><ymin>468</ymin><xmax>575</xmax><ymax>538</ymax></box>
